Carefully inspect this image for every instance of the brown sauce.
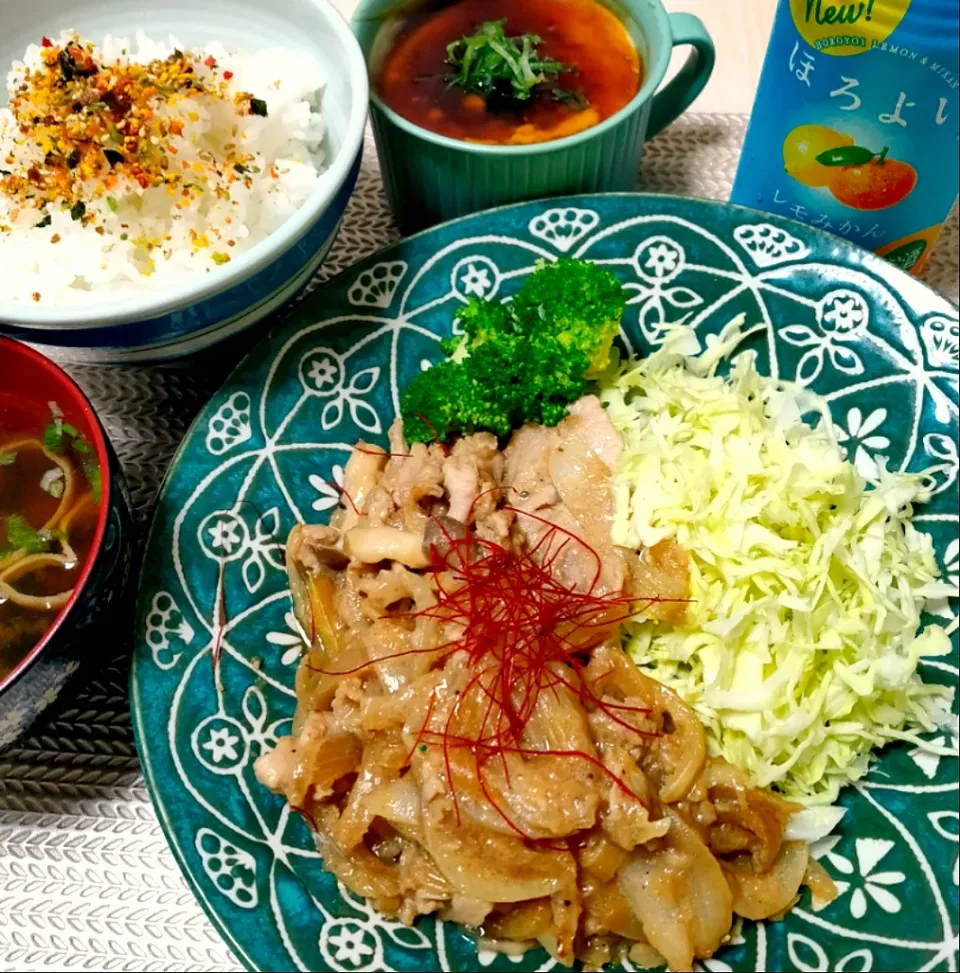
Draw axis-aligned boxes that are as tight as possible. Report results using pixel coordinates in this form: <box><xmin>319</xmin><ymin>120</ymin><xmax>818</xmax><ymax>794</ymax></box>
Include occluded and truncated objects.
<box><xmin>377</xmin><ymin>0</ymin><xmax>641</xmax><ymax>145</ymax></box>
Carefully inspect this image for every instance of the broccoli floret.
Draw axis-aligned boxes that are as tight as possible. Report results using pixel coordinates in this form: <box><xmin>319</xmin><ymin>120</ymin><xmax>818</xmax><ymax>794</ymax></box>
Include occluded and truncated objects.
<box><xmin>508</xmin><ymin>258</ymin><xmax>626</xmax><ymax>377</ymax></box>
<box><xmin>401</xmin><ymin>259</ymin><xmax>625</xmax><ymax>444</ymax></box>
<box><xmin>402</xmin><ymin>357</ymin><xmax>518</xmax><ymax>443</ymax></box>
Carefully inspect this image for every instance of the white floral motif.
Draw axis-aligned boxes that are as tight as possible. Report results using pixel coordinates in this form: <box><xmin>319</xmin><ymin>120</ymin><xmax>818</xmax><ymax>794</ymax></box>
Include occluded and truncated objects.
<box><xmin>330</xmin><ymin>880</ymin><xmax>432</xmax><ymax>958</ymax></box>
<box><xmin>778</xmin><ymin>289</ymin><xmax>870</xmax><ymax>386</ymax></box>
<box><xmin>921</xmin><ymin>433</ymin><xmax>959</xmax><ymax>497</ymax></box>
<box><xmin>241</xmin><ymin>684</ymin><xmax>289</xmax><ymax>755</ymax></box>
<box><xmin>209</xmin><ymin>520</ymin><xmax>241</xmax><ymax>554</ymax></box>
<box><xmin>347</xmin><ymin>260</ymin><xmax>407</xmax><ymax>308</ymax></box>
<box><xmin>910</xmin><ymin>736</ymin><xmax>948</xmax><ymax>779</ymax></box>
<box><xmin>699</xmin><ymin>958</ymin><xmax>734</xmax><ymax>972</ymax></box>
<box><xmin>528</xmin><ymin>206</ymin><xmax>600</xmax><ymax>252</ymax></box>
<box><xmin>320</xmin><ymin>366</ymin><xmax>382</xmax><ymax>435</ymax></box>
<box><xmin>836</xmin><ymin>949</ymin><xmax>874</xmax><ymax>972</ymax></box>
<box><xmin>946</xmin><ymin>538</ymin><xmax>960</xmax><ymax>592</ymax></box>
<box><xmin>451</xmin><ymin>255</ymin><xmax>500</xmax><ymax>301</ymax></box>
<box><xmin>202</xmin><ymin>727</ymin><xmax>240</xmax><ymax>764</ymax></box>
<box><xmin>192</xmin><ymin>715</ymin><xmax>248</xmax><ymax>774</ymax></box>
<box><xmin>309</xmin><ymin>358</ymin><xmax>338</xmax><ymax>388</ymax></box>
<box><xmin>647</xmin><ymin>243</ymin><xmax>679</xmax><ymax>276</ymax></box>
<box><xmin>787</xmin><ymin>936</ymin><xmax>875</xmax><ymax>973</ymax></box>
<box><xmin>634</xmin><ymin>236</ymin><xmax>685</xmax><ymax>283</ymax></box>
<box><xmin>240</xmin><ymin>506</ymin><xmax>286</xmax><ymax>594</ymax></box>
<box><xmin>299</xmin><ymin>347</ymin><xmax>344</xmax><ymax>397</ymax></box>
<box><xmin>787</xmin><ymin>932</ymin><xmax>828</xmax><ymax>972</ymax></box>
<box><xmin>195</xmin><ymin>829</ymin><xmax>258</xmax><ymax>909</ymax></box>
<box><xmin>818</xmin><ymin>289</ymin><xmax>869</xmax><ymax>339</ymax></box>
<box><xmin>144</xmin><ymin>591</ymin><xmax>195</xmax><ymax>669</ymax></box>
<box><xmin>477</xmin><ymin>949</ymin><xmax>525</xmax><ymax>966</ymax></box>
<box><xmin>461</xmin><ymin>264</ymin><xmax>490</xmax><ymax>296</ymax></box>
<box><xmin>923</xmin><ymin>532</ymin><xmax>960</xmax><ymax>624</ymax></box>
<box><xmin>199</xmin><ymin>510</ymin><xmax>249</xmax><ymax>563</ymax></box>
<box><xmin>919</xmin><ymin>313</ymin><xmax>960</xmax><ymax>369</ymax></box>
<box><xmin>267</xmin><ymin>610</ymin><xmax>307</xmax><ymax>666</ymax></box>
<box><xmin>815</xmin><ymin>837</ymin><xmax>904</xmax><ymax>918</ymax></box>
<box><xmin>928</xmin><ymin>811</ymin><xmax>959</xmax><ymax>886</ymax></box>
<box><xmin>329</xmin><ymin>923</ymin><xmax>374</xmax><ymax>966</ymax></box>
<box><xmin>733</xmin><ymin>222</ymin><xmax>811</xmax><ymax>267</ymax></box>
<box><xmin>319</xmin><ymin>917</ymin><xmax>383</xmax><ymax>971</ymax></box>
<box><xmin>626</xmin><ymin>236</ymin><xmax>700</xmax><ymax>342</ymax></box>
<box><xmin>308</xmin><ymin>464</ymin><xmax>346</xmax><ymax>512</ymax></box>
<box><xmin>908</xmin><ymin>711</ymin><xmax>959</xmax><ymax>778</ymax></box>
<box><xmin>833</xmin><ymin>407</ymin><xmax>890</xmax><ymax>478</ymax></box>
<box><xmin>206</xmin><ymin>392</ymin><xmax>252</xmax><ymax>455</ymax></box>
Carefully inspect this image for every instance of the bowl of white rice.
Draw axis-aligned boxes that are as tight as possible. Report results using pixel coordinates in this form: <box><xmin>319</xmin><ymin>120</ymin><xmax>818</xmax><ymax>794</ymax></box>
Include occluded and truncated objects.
<box><xmin>0</xmin><ymin>0</ymin><xmax>367</xmax><ymax>363</ymax></box>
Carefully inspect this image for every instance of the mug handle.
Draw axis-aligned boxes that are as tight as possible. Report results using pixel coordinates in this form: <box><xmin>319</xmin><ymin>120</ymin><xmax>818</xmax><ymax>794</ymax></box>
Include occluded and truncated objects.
<box><xmin>646</xmin><ymin>12</ymin><xmax>716</xmax><ymax>140</ymax></box>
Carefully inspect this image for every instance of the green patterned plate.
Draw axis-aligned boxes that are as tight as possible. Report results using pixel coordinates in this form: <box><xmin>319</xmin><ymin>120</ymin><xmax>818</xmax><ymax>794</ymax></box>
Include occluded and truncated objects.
<box><xmin>131</xmin><ymin>194</ymin><xmax>959</xmax><ymax>973</ymax></box>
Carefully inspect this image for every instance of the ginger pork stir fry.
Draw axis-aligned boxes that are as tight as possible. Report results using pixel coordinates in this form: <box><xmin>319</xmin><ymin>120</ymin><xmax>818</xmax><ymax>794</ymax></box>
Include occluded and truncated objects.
<box><xmin>255</xmin><ymin>397</ymin><xmax>835</xmax><ymax>971</ymax></box>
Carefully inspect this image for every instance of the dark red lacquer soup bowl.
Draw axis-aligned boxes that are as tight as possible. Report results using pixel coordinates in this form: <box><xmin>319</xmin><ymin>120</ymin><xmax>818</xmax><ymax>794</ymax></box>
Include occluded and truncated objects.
<box><xmin>0</xmin><ymin>337</ymin><xmax>132</xmax><ymax>746</ymax></box>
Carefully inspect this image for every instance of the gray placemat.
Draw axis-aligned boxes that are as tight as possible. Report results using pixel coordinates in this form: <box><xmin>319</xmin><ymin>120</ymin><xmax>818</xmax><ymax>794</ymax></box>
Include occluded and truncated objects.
<box><xmin>1</xmin><ymin>115</ymin><xmax>957</xmax><ymax>973</ymax></box>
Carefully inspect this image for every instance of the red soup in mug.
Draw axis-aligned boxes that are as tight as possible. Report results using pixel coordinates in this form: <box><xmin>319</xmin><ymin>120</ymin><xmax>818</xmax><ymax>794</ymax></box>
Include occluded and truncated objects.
<box><xmin>377</xmin><ymin>0</ymin><xmax>642</xmax><ymax>145</ymax></box>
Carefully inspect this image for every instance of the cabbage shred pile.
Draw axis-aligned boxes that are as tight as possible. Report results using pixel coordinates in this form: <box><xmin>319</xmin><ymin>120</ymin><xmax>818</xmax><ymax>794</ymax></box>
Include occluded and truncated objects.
<box><xmin>602</xmin><ymin>319</ymin><xmax>956</xmax><ymax>805</ymax></box>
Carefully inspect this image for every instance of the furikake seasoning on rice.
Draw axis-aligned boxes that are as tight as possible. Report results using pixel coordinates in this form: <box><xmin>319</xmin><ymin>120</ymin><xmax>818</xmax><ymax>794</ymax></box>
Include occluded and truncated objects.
<box><xmin>0</xmin><ymin>30</ymin><xmax>328</xmax><ymax>304</ymax></box>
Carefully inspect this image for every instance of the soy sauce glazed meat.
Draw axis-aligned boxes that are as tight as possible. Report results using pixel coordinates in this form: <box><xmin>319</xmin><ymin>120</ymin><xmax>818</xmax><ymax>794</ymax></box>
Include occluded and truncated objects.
<box><xmin>255</xmin><ymin>396</ymin><xmax>835</xmax><ymax>971</ymax></box>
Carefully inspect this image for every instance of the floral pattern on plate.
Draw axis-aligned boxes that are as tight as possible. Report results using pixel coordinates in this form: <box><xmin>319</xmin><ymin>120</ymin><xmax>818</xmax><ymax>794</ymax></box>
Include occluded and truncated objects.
<box><xmin>132</xmin><ymin>195</ymin><xmax>958</xmax><ymax>972</ymax></box>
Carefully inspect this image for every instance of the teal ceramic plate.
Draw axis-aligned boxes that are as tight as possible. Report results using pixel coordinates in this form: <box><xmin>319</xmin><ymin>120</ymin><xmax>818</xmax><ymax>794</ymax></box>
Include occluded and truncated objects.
<box><xmin>131</xmin><ymin>194</ymin><xmax>959</xmax><ymax>973</ymax></box>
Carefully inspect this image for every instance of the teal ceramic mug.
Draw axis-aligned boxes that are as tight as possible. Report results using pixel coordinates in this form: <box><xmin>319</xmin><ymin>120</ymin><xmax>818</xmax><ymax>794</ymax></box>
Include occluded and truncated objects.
<box><xmin>352</xmin><ymin>0</ymin><xmax>715</xmax><ymax>233</ymax></box>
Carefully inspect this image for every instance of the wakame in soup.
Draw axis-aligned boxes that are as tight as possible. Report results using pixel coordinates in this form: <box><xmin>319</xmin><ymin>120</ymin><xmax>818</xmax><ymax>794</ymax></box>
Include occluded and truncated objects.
<box><xmin>378</xmin><ymin>0</ymin><xmax>641</xmax><ymax>145</ymax></box>
<box><xmin>0</xmin><ymin>402</ymin><xmax>101</xmax><ymax>678</ymax></box>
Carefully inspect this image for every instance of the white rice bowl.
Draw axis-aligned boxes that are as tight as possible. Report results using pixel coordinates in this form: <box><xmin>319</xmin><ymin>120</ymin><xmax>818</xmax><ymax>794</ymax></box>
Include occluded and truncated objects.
<box><xmin>0</xmin><ymin>30</ymin><xmax>330</xmax><ymax>306</ymax></box>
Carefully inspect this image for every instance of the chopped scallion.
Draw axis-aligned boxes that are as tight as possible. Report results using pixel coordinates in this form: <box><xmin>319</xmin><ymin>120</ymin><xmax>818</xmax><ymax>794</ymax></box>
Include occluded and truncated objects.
<box><xmin>443</xmin><ymin>19</ymin><xmax>582</xmax><ymax>106</ymax></box>
<box><xmin>82</xmin><ymin>456</ymin><xmax>102</xmax><ymax>502</ymax></box>
<box><xmin>3</xmin><ymin>514</ymin><xmax>51</xmax><ymax>554</ymax></box>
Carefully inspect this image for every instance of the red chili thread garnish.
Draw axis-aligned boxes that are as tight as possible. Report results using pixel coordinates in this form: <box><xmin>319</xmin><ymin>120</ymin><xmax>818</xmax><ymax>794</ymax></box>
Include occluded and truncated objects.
<box><xmin>352</xmin><ymin>417</ymin><xmax>478</xmax><ymax>463</ymax></box>
<box><xmin>208</xmin><ymin>500</ymin><xmax>288</xmax><ymax>681</ymax></box>
<box><xmin>290</xmin><ymin>802</ymin><xmax>319</xmax><ymax>833</ymax></box>
<box><xmin>415</xmin><ymin>413</ymin><xmax>450</xmax><ymax>456</ymax></box>
<box><xmin>340</xmin><ymin>486</ymin><xmax>360</xmax><ymax>515</ymax></box>
<box><xmin>314</xmin><ymin>473</ymin><xmax>360</xmax><ymax>516</ymax></box>
<box><xmin>354</xmin><ymin>445</ymin><xmax>411</xmax><ymax>459</ymax></box>
<box><xmin>405</xmin><ymin>689</ymin><xmax>438</xmax><ymax>763</ymax></box>
<box><xmin>306</xmin><ymin>503</ymin><xmax>686</xmax><ymax>840</ymax></box>
<box><xmin>41</xmin><ymin>36</ymin><xmax>53</xmax><ymax>48</ymax></box>
<box><xmin>211</xmin><ymin>556</ymin><xmax>227</xmax><ymax>681</ymax></box>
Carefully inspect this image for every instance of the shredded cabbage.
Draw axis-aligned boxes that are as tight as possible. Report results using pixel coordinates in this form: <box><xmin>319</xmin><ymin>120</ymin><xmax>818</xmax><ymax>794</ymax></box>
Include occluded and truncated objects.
<box><xmin>602</xmin><ymin>317</ymin><xmax>957</xmax><ymax>805</ymax></box>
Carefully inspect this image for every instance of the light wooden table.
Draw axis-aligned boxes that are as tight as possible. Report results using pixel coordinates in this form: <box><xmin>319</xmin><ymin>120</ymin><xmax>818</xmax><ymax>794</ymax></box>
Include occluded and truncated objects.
<box><xmin>332</xmin><ymin>0</ymin><xmax>775</xmax><ymax>115</ymax></box>
<box><xmin>661</xmin><ymin>0</ymin><xmax>774</xmax><ymax>114</ymax></box>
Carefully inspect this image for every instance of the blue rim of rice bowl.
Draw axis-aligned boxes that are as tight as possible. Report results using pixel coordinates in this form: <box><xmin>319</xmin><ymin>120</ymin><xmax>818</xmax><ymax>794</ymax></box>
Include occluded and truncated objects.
<box><xmin>0</xmin><ymin>13</ymin><xmax>368</xmax><ymax>334</ymax></box>
<box><xmin>0</xmin><ymin>152</ymin><xmax>361</xmax><ymax>359</ymax></box>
